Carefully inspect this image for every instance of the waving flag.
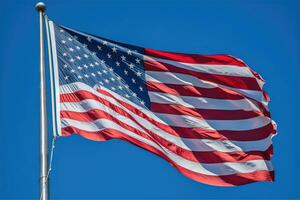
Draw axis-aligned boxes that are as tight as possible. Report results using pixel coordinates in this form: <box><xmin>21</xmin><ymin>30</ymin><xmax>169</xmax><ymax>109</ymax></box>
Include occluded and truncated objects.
<box><xmin>47</xmin><ymin>19</ymin><xmax>276</xmax><ymax>186</ymax></box>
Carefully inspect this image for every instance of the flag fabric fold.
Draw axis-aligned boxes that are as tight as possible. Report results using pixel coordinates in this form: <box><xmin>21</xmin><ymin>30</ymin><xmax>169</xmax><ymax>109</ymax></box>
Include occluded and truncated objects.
<box><xmin>47</xmin><ymin>19</ymin><xmax>277</xmax><ymax>186</ymax></box>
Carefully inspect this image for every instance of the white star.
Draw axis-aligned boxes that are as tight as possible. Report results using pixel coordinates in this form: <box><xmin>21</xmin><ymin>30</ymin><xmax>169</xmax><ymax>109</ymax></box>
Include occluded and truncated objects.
<box><xmin>84</xmin><ymin>74</ymin><xmax>89</xmax><ymax>78</ymax></box>
<box><xmin>91</xmin><ymin>73</ymin><xmax>96</xmax><ymax>77</ymax></box>
<box><xmin>68</xmin><ymin>37</ymin><xmax>72</xmax><ymax>41</ymax></box>
<box><xmin>129</xmin><ymin>63</ymin><xmax>134</xmax><ymax>69</ymax></box>
<box><xmin>124</xmin><ymin>70</ymin><xmax>128</xmax><ymax>75</ymax></box>
<box><xmin>135</xmin><ymin>58</ymin><xmax>140</xmax><ymax>64</ymax></box>
<box><xmin>97</xmin><ymin>71</ymin><xmax>102</xmax><ymax>75</ymax></box>
<box><xmin>107</xmin><ymin>53</ymin><xmax>112</xmax><ymax>58</ymax></box>
<box><xmin>132</xmin><ymin>93</ymin><xmax>137</xmax><ymax>97</ymax></box>
<box><xmin>60</xmin><ymin>29</ymin><xmax>64</xmax><ymax>32</ymax></box>
<box><xmin>75</xmin><ymin>46</ymin><xmax>81</xmax><ymax>50</ymax></box>
<box><xmin>76</xmin><ymin>56</ymin><xmax>81</xmax><ymax>60</ymax></box>
<box><xmin>83</xmin><ymin>54</ymin><xmax>89</xmax><ymax>58</ymax></box>
<box><xmin>117</xmin><ymin>76</ymin><xmax>122</xmax><ymax>80</ymax></box>
<box><xmin>116</xmin><ymin>61</ymin><xmax>120</xmax><ymax>66</ymax></box>
<box><xmin>103</xmin><ymin>69</ymin><xmax>108</xmax><ymax>74</ymax></box>
<box><xmin>118</xmin><ymin>86</ymin><xmax>123</xmax><ymax>90</ymax></box>
<box><xmin>127</xmin><ymin>50</ymin><xmax>132</xmax><ymax>55</ymax></box>
<box><xmin>92</xmin><ymin>52</ymin><xmax>96</xmax><ymax>55</ymax></box>
<box><xmin>77</xmin><ymin>66</ymin><xmax>83</xmax><ymax>70</ymax></box>
<box><xmin>131</xmin><ymin>78</ymin><xmax>136</xmax><ymax>83</ymax></box>
<box><xmin>69</xmin><ymin>58</ymin><xmax>75</xmax><ymax>62</ymax></box>
<box><xmin>141</xmin><ymin>100</ymin><xmax>145</xmax><ymax>105</ymax></box>
<box><xmin>111</xmin><ymin>87</ymin><xmax>116</xmax><ymax>91</ymax></box>
<box><xmin>139</xmin><ymin>86</ymin><xmax>143</xmax><ymax>91</ymax></box>
<box><xmin>83</xmin><ymin>44</ymin><xmax>88</xmax><ymax>48</ymax></box>
<box><xmin>87</xmin><ymin>37</ymin><xmax>92</xmax><ymax>42</ymax></box>
<box><xmin>121</xmin><ymin>55</ymin><xmax>126</xmax><ymax>61</ymax></box>
<box><xmin>94</xmin><ymin>62</ymin><xmax>99</xmax><ymax>66</ymax></box>
<box><xmin>70</xmin><ymin>69</ymin><xmax>75</xmax><ymax>73</ymax></box>
<box><xmin>112</xmin><ymin>46</ymin><xmax>117</xmax><ymax>52</ymax></box>
<box><xmin>62</xmin><ymin>52</ymin><xmax>67</xmax><ymax>57</ymax></box>
<box><xmin>125</xmin><ymin>84</ymin><xmax>129</xmax><ymax>89</ymax></box>
<box><xmin>63</xmin><ymin>64</ymin><xmax>68</xmax><ymax>68</ymax></box>
<box><xmin>110</xmin><ymin>77</ymin><xmax>115</xmax><ymax>82</ymax></box>
<box><xmin>100</xmin><ymin>60</ymin><xmax>105</xmax><ymax>64</ymax></box>
<box><xmin>99</xmin><ymin>81</ymin><xmax>103</xmax><ymax>85</ymax></box>
<box><xmin>89</xmin><ymin>63</ymin><xmax>95</xmax><ymax>67</ymax></box>
<box><xmin>97</xmin><ymin>45</ymin><xmax>102</xmax><ymax>50</ymax></box>
<box><xmin>61</xmin><ymin>40</ymin><xmax>66</xmax><ymax>44</ymax></box>
<box><xmin>102</xmin><ymin>40</ymin><xmax>108</xmax><ymax>45</ymax></box>
<box><xmin>83</xmin><ymin>64</ymin><xmax>88</xmax><ymax>69</ymax></box>
<box><xmin>108</xmin><ymin>67</ymin><xmax>113</xmax><ymax>72</ymax></box>
<box><xmin>64</xmin><ymin>76</ymin><xmax>69</xmax><ymax>80</ymax></box>
<box><xmin>104</xmin><ymin>79</ymin><xmax>110</xmax><ymax>83</ymax></box>
<box><xmin>125</xmin><ymin>94</ymin><xmax>130</xmax><ymax>98</ymax></box>
<box><xmin>136</xmin><ymin>71</ymin><xmax>142</xmax><ymax>77</ymax></box>
<box><xmin>78</xmin><ymin>75</ymin><xmax>83</xmax><ymax>79</ymax></box>
<box><xmin>69</xmin><ymin>48</ymin><xmax>74</xmax><ymax>52</ymax></box>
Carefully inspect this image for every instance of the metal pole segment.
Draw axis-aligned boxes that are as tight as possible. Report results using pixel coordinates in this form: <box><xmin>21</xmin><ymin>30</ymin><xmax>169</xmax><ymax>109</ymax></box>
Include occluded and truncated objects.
<box><xmin>36</xmin><ymin>2</ymin><xmax>48</xmax><ymax>200</ymax></box>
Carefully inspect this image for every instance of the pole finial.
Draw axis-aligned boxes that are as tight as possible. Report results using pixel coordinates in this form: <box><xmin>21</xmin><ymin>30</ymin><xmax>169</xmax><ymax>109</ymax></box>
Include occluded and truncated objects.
<box><xmin>35</xmin><ymin>2</ymin><xmax>46</xmax><ymax>12</ymax></box>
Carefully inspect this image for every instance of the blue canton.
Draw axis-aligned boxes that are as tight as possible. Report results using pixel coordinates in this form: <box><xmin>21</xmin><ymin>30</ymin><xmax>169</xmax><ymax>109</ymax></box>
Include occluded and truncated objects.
<box><xmin>53</xmin><ymin>23</ymin><xmax>150</xmax><ymax>108</ymax></box>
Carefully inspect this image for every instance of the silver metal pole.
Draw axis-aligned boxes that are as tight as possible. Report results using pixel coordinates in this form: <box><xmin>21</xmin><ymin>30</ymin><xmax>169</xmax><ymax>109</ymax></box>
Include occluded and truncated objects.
<box><xmin>35</xmin><ymin>2</ymin><xmax>48</xmax><ymax>200</ymax></box>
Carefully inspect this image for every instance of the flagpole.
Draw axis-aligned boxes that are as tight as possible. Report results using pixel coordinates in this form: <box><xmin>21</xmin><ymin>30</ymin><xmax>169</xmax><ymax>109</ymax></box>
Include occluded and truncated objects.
<box><xmin>36</xmin><ymin>2</ymin><xmax>48</xmax><ymax>200</ymax></box>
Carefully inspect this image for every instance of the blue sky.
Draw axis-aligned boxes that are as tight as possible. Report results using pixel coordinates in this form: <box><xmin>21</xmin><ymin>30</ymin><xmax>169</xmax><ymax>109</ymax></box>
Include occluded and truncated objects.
<box><xmin>0</xmin><ymin>0</ymin><xmax>299</xmax><ymax>199</ymax></box>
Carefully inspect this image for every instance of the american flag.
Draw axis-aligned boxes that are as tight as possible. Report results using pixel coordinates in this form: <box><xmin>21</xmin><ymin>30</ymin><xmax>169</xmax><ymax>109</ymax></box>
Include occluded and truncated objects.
<box><xmin>47</xmin><ymin>20</ymin><xmax>277</xmax><ymax>186</ymax></box>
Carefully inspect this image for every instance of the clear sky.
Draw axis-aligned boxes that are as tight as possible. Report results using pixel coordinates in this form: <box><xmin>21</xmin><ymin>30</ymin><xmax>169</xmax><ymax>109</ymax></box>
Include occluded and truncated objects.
<box><xmin>0</xmin><ymin>0</ymin><xmax>299</xmax><ymax>199</ymax></box>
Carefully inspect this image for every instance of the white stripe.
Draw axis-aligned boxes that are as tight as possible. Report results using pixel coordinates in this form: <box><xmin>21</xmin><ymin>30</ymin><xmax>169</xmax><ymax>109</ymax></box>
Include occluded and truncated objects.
<box><xmin>149</xmin><ymin>91</ymin><xmax>262</xmax><ymax>112</ymax></box>
<box><xmin>60</xmin><ymin>99</ymin><xmax>272</xmax><ymax>152</ymax></box>
<box><xmin>154</xmin><ymin>112</ymin><xmax>271</xmax><ymax>131</ymax></box>
<box><xmin>61</xmin><ymin>117</ymin><xmax>273</xmax><ymax>176</ymax></box>
<box><xmin>49</xmin><ymin>20</ymin><xmax>62</xmax><ymax>136</ymax></box>
<box><xmin>144</xmin><ymin>56</ymin><xmax>255</xmax><ymax>78</ymax></box>
<box><xmin>146</xmin><ymin>71</ymin><xmax>215</xmax><ymax>88</ymax></box>
<box><xmin>146</xmin><ymin>71</ymin><xmax>266</xmax><ymax>104</ymax></box>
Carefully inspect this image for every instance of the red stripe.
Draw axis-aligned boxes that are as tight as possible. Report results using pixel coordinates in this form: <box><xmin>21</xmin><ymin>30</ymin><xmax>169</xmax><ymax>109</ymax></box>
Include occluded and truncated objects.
<box><xmin>147</xmin><ymin>81</ymin><xmax>244</xmax><ymax>99</ymax></box>
<box><xmin>61</xmin><ymin>109</ymin><xmax>273</xmax><ymax>163</ymax></box>
<box><xmin>150</xmin><ymin>102</ymin><xmax>266</xmax><ymax>120</ymax></box>
<box><xmin>145</xmin><ymin>48</ymin><xmax>247</xmax><ymax>67</ymax></box>
<box><xmin>62</xmin><ymin>126</ymin><xmax>274</xmax><ymax>186</ymax></box>
<box><xmin>147</xmin><ymin>81</ymin><xmax>270</xmax><ymax>118</ymax></box>
<box><xmin>145</xmin><ymin>60</ymin><xmax>261</xmax><ymax>91</ymax></box>
<box><xmin>60</xmin><ymin>89</ymin><xmax>276</xmax><ymax>141</ymax></box>
<box><xmin>145</xmin><ymin>48</ymin><xmax>266</xmax><ymax>86</ymax></box>
<box><xmin>169</xmin><ymin>123</ymin><xmax>276</xmax><ymax>141</ymax></box>
<box><xmin>95</xmin><ymin>89</ymin><xmax>276</xmax><ymax>141</ymax></box>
